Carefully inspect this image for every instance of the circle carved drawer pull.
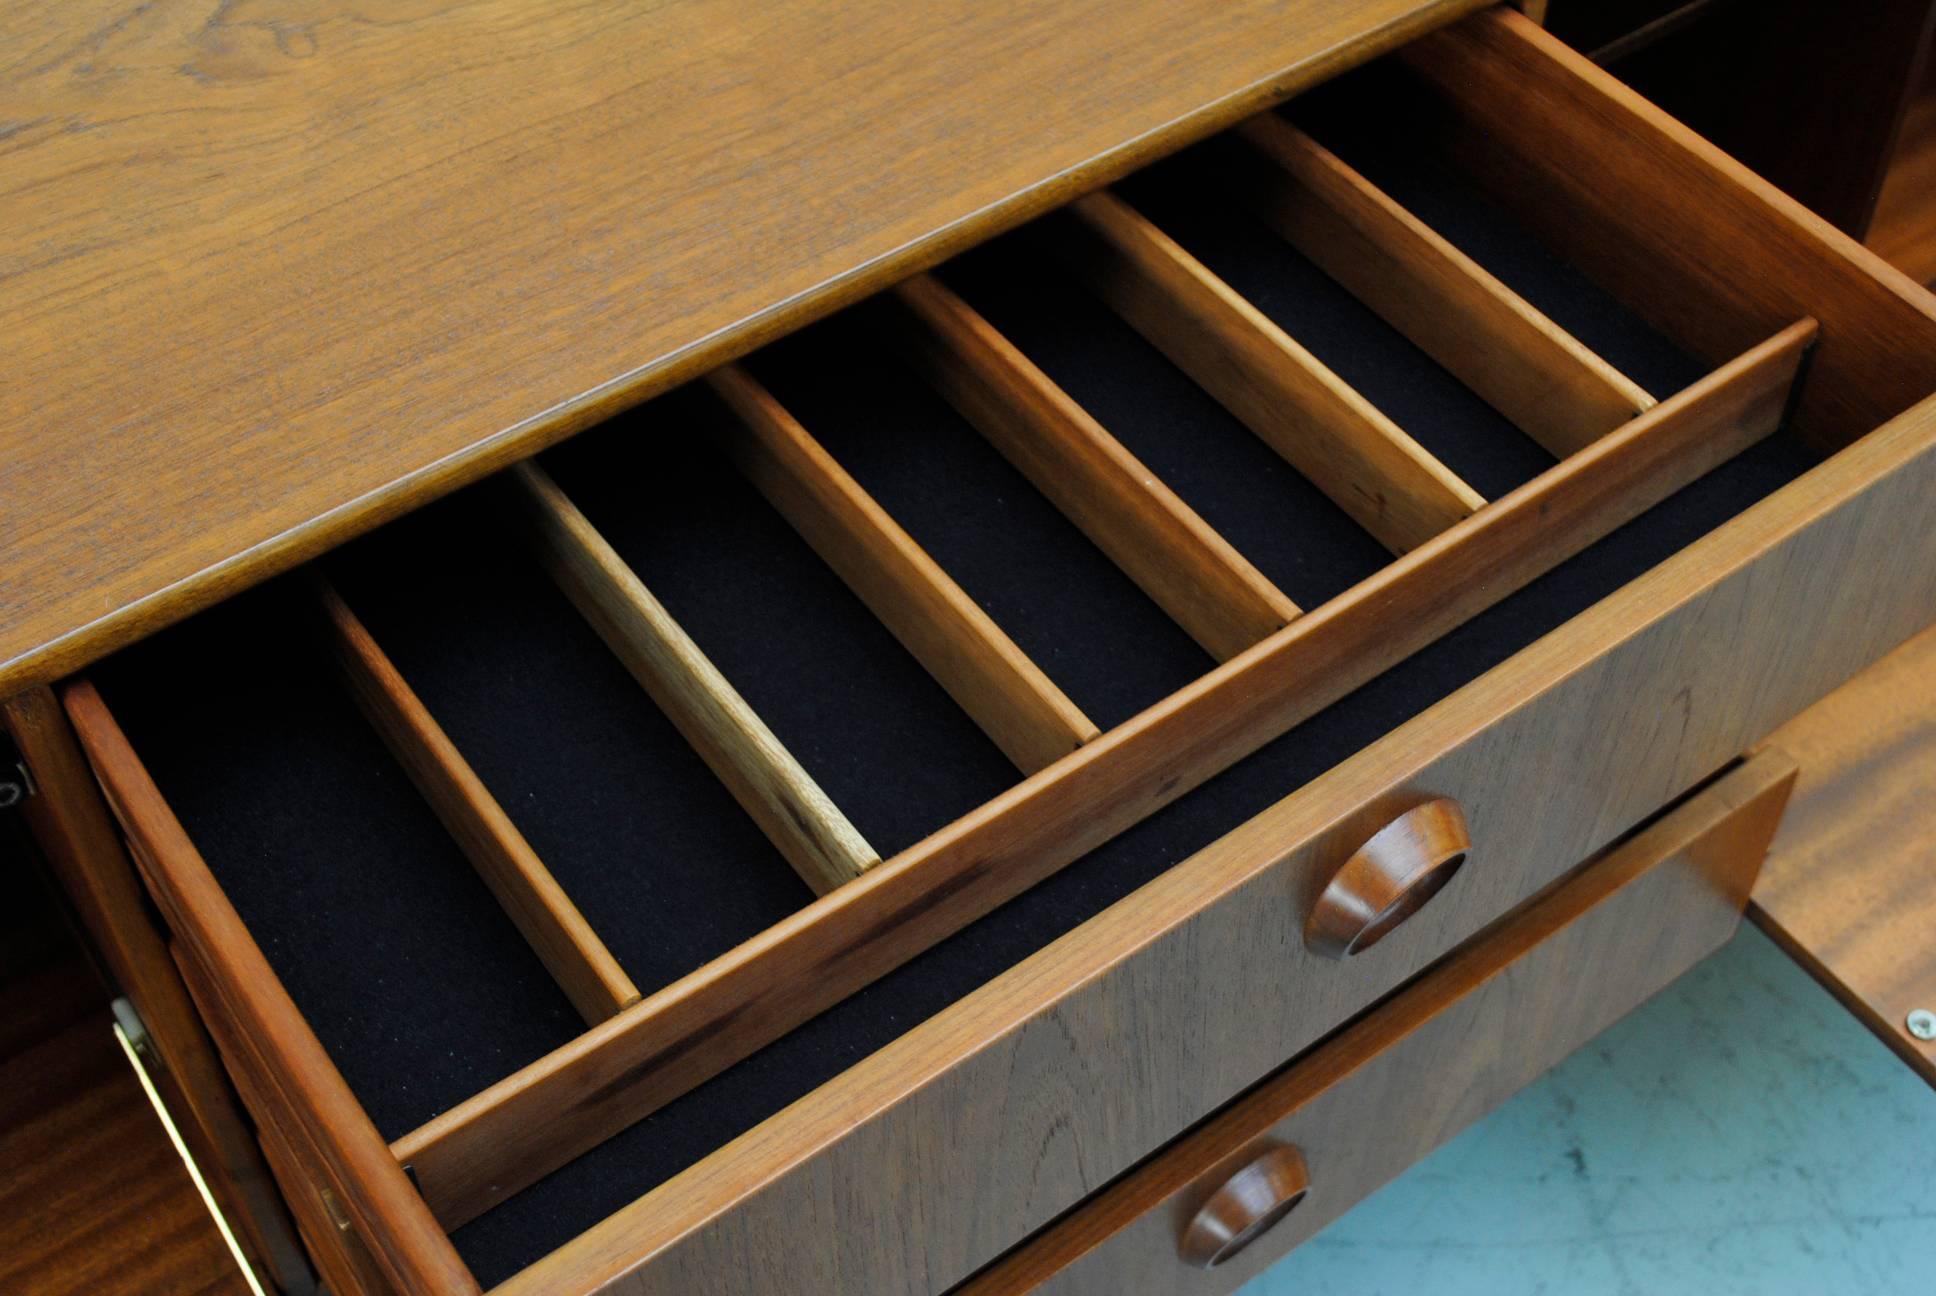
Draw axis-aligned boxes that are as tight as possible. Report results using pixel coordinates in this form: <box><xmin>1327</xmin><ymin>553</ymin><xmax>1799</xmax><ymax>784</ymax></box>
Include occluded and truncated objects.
<box><xmin>1179</xmin><ymin>1143</ymin><xmax>1311</xmax><ymax>1269</ymax></box>
<box><xmin>1305</xmin><ymin>797</ymin><xmax>1469</xmax><ymax>959</ymax></box>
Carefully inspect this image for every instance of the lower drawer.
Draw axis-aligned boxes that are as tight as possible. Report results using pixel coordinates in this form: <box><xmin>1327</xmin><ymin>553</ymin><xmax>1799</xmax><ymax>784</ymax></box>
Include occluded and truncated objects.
<box><xmin>962</xmin><ymin>750</ymin><xmax>1795</xmax><ymax>1294</ymax></box>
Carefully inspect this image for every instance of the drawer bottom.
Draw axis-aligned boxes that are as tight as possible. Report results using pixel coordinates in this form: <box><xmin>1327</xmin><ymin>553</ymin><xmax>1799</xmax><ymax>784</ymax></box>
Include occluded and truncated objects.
<box><xmin>962</xmin><ymin>751</ymin><xmax>1796</xmax><ymax>1294</ymax></box>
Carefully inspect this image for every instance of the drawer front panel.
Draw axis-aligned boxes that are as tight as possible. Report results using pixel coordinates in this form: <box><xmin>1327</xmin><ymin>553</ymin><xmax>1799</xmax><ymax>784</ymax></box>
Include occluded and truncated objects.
<box><xmin>966</xmin><ymin>751</ymin><xmax>1795</xmax><ymax>1294</ymax></box>
<box><xmin>503</xmin><ymin>406</ymin><xmax>1936</xmax><ymax>1296</ymax></box>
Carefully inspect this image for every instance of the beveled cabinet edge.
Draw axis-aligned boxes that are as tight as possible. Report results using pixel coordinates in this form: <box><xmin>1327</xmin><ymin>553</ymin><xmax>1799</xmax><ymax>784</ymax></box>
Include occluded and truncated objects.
<box><xmin>496</xmin><ymin>396</ymin><xmax>1936</xmax><ymax>1296</ymax></box>
<box><xmin>0</xmin><ymin>1</ymin><xmax>1493</xmax><ymax>702</ymax></box>
<box><xmin>26</xmin><ymin>7</ymin><xmax>1936</xmax><ymax>1286</ymax></box>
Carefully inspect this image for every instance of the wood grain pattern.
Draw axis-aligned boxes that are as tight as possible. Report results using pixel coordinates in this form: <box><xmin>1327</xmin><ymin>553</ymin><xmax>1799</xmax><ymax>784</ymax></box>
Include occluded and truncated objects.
<box><xmin>1175</xmin><ymin>1144</ymin><xmax>1310</xmax><ymax>1271</ymax></box>
<box><xmin>0</xmin><ymin>1014</ymin><xmax>249</xmax><ymax>1296</ymax></box>
<box><xmin>500</xmin><ymin>378</ymin><xmax>1935</xmax><ymax>1295</ymax></box>
<box><xmin>963</xmin><ymin>753</ymin><xmax>1796</xmax><ymax>1295</ymax></box>
<box><xmin>316</xmin><ymin>579</ymin><xmax>639</xmax><ymax>1024</ymax></box>
<box><xmin>1064</xmin><ymin>190</ymin><xmax>1485</xmax><ymax>553</ymax></box>
<box><xmin>24</xmin><ymin>10</ymin><xmax>1936</xmax><ymax>1290</ymax></box>
<box><xmin>1232</xmin><ymin>113</ymin><xmax>1654</xmax><ymax>456</ymax></box>
<box><xmin>1305</xmin><ymin>796</ymin><xmax>1470</xmax><ymax>958</ymax></box>
<box><xmin>60</xmin><ymin>680</ymin><xmax>478</xmax><ymax>1296</ymax></box>
<box><xmin>512</xmin><ymin>461</ymin><xmax>878</xmax><ymax>896</ymax></box>
<box><xmin>892</xmin><ymin>273</ymin><xmax>1300</xmax><ymax>661</ymax></box>
<box><xmin>394</xmin><ymin>322</ymin><xmax>1813</xmax><ymax>1231</ymax></box>
<box><xmin>1398</xmin><ymin>8</ymin><xmax>1936</xmax><ymax>449</ymax></box>
<box><xmin>1750</xmin><ymin>622</ymin><xmax>1936</xmax><ymax>1085</ymax></box>
<box><xmin>706</xmin><ymin>363</ymin><xmax>1097</xmax><ymax>774</ymax></box>
<box><xmin>3</xmin><ymin>686</ymin><xmax>312</xmax><ymax>1295</ymax></box>
<box><xmin>0</xmin><ymin>0</ymin><xmax>1487</xmax><ymax>698</ymax></box>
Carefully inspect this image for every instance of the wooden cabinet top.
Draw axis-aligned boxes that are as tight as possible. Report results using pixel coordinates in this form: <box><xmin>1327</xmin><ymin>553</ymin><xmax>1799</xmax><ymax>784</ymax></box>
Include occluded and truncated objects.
<box><xmin>0</xmin><ymin>0</ymin><xmax>1471</xmax><ymax>695</ymax></box>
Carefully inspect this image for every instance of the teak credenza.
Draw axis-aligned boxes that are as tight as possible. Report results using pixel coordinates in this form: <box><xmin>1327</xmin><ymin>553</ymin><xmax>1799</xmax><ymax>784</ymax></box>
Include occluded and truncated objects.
<box><xmin>6</xmin><ymin>5</ymin><xmax>1936</xmax><ymax>1294</ymax></box>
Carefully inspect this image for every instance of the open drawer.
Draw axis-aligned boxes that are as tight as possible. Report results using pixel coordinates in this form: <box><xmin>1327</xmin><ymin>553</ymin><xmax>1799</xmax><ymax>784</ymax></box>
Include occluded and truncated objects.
<box><xmin>42</xmin><ymin>10</ymin><xmax>1936</xmax><ymax>1295</ymax></box>
<box><xmin>958</xmin><ymin>751</ymin><xmax>1798</xmax><ymax>1294</ymax></box>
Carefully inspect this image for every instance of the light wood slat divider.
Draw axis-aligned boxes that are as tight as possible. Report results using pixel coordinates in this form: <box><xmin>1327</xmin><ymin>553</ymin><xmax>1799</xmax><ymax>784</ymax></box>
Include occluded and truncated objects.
<box><xmin>510</xmin><ymin>462</ymin><xmax>879</xmax><ymax>896</ymax></box>
<box><xmin>314</xmin><ymin>579</ymin><xmax>640</xmax><ymax>1025</ymax></box>
<box><xmin>393</xmin><ymin>320</ymin><xmax>1818</xmax><ymax>1231</ymax></box>
<box><xmin>1064</xmin><ymin>190</ymin><xmax>1485</xmax><ymax>554</ymax></box>
<box><xmin>707</xmin><ymin>365</ymin><xmax>1098</xmax><ymax>774</ymax></box>
<box><xmin>1233</xmin><ymin>113</ymin><xmax>1655</xmax><ymax>458</ymax></box>
<box><xmin>893</xmin><ymin>273</ymin><xmax>1302</xmax><ymax>661</ymax></box>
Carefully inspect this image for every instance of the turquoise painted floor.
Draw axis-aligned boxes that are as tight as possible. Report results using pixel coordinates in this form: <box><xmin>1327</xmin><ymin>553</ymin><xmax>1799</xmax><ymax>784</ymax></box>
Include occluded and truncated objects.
<box><xmin>1241</xmin><ymin>924</ymin><xmax>1936</xmax><ymax>1296</ymax></box>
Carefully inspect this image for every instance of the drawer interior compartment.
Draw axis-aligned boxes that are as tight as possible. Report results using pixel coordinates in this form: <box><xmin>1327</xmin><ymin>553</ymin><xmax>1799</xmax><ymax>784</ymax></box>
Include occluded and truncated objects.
<box><xmin>960</xmin><ymin>751</ymin><xmax>1797</xmax><ymax>1294</ymax></box>
<box><xmin>59</xmin><ymin>9</ymin><xmax>1936</xmax><ymax>1293</ymax></box>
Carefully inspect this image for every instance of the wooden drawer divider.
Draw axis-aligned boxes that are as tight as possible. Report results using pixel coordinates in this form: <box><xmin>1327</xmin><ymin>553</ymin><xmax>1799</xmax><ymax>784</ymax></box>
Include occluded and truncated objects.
<box><xmin>511</xmin><ymin>461</ymin><xmax>880</xmax><ymax>896</ymax></box>
<box><xmin>1062</xmin><ymin>189</ymin><xmax>1485</xmax><ymax>554</ymax></box>
<box><xmin>315</xmin><ymin>579</ymin><xmax>641</xmax><ymax>1025</ymax></box>
<box><xmin>892</xmin><ymin>272</ymin><xmax>1301</xmax><ymax>662</ymax></box>
<box><xmin>1231</xmin><ymin>113</ymin><xmax>1656</xmax><ymax>457</ymax></box>
<box><xmin>388</xmin><ymin>318</ymin><xmax>1815</xmax><ymax>1231</ymax></box>
<box><xmin>705</xmin><ymin>362</ymin><xmax>1099</xmax><ymax>774</ymax></box>
<box><xmin>62</xmin><ymin>679</ymin><xmax>477</xmax><ymax>1295</ymax></box>
<box><xmin>3</xmin><ymin>686</ymin><xmax>315</xmax><ymax>1294</ymax></box>
<box><xmin>66</xmin><ymin>9</ymin><xmax>1936</xmax><ymax>1261</ymax></box>
<box><xmin>1397</xmin><ymin>8</ymin><xmax>1936</xmax><ymax>450</ymax></box>
<box><xmin>43</xmin><ymin>9</ymin><xmax>1936</xmax><ymax>1288</ymax></box>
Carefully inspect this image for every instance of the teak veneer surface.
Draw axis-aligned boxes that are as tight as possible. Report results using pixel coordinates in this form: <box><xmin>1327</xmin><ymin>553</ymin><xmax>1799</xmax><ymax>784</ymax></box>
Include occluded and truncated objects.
<box><xmin>0</xmin><ymin>1015</ymin><xmax>248</xmax><ymax>1296</ymax></box>
<box><xmin>1751</xmin><ymin>622</ymin><xmax>1936</xmax><ymax>1084</ymax></box>
<box><xmin>498</xmin><ymin>399</ymin><xmax>1936</xmax><ymax>1296</ymax></box>
<box><xmin>316</xmin><ymin>581</ymin><xmax>641</xmax><ymax>1024</ymax></box>
<box><xmin>1397</xmin><ymin>11</ymin><xmax>1936</xmax><ymax>448</ymax></box>
<box><xmin>964</xmin><ymin>752</ymin><xmax>1795</xmax><ymax>1295</ymax></box>
<box><xmin>0</xmin><ymin>0</ymin><xmax>1482</xmax><ymax>698</ymax></box>
<box><xmin>393</xmin><ymin>322</ymin><xmax>1814</xmax><ymax>1234</ymax></box>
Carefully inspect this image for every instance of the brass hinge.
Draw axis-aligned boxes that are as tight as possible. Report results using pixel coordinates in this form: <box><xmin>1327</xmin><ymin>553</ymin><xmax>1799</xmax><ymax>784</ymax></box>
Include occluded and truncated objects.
<box><xmin>112</xmin><ymin>998</ymin><xmax>270</xmax><ymax>1296</ymax></box>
